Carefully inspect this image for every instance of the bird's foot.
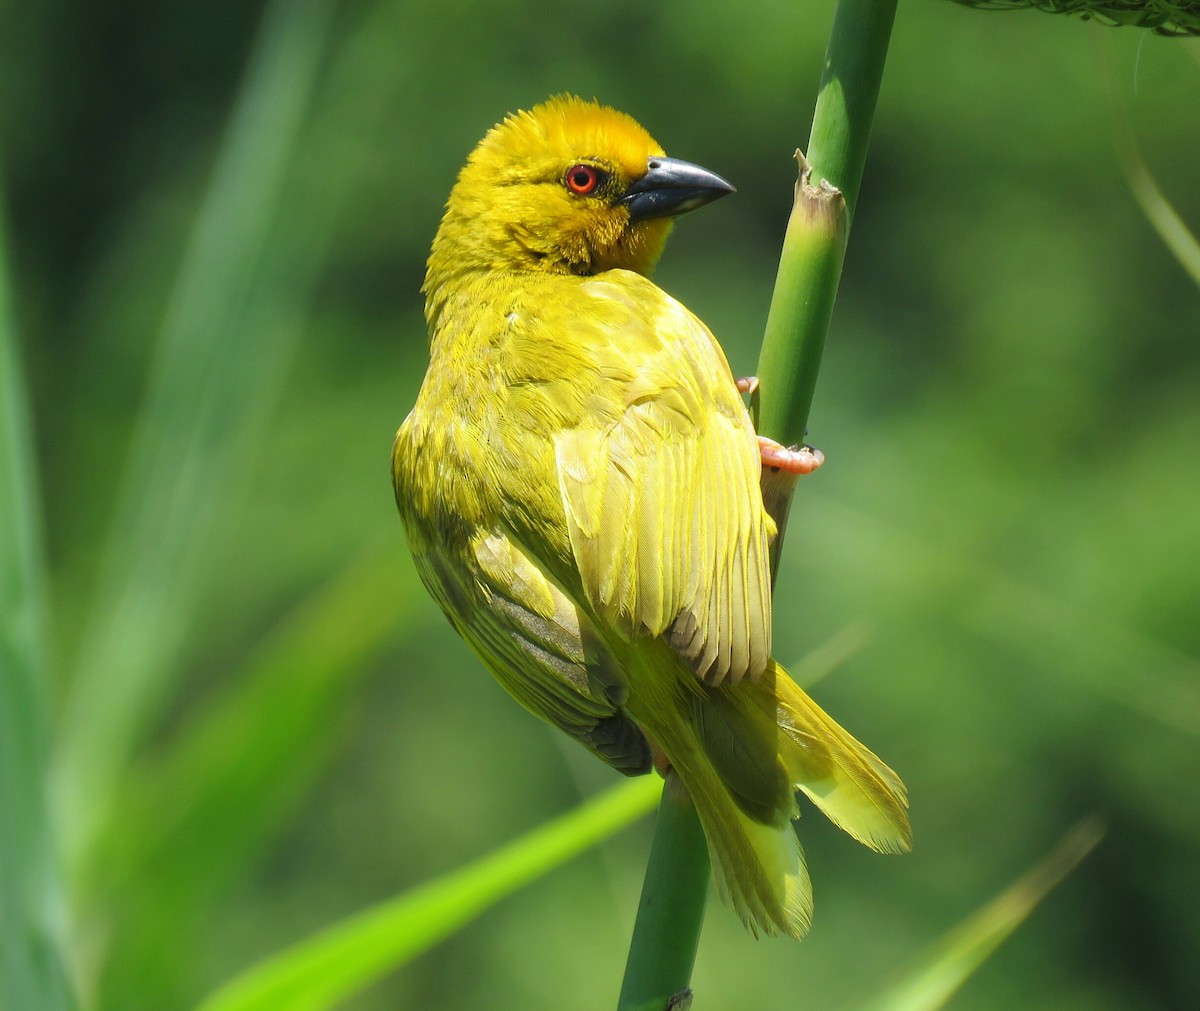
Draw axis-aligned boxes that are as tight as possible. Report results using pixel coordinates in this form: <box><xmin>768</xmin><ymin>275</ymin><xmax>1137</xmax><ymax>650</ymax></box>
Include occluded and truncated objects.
<box><xmin>758</xmin><ymin>436</ymin><xmax>824</xmax><ymax>475</ymax></box>
<box><xmin>736</xmin><ymin>377</ymin><xmax>824</xmax><ymax>474</ymax></box>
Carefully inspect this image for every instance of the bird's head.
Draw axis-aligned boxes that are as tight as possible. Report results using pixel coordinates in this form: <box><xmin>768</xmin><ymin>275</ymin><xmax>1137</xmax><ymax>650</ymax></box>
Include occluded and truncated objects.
<box><xmin>426</xmin><ymin>95</ymin><xmax>733</xmax><ymax>293</ymax></box>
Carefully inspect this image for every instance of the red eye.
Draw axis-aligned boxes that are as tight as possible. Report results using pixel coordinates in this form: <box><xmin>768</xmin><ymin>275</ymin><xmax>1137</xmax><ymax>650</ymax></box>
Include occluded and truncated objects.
<box><xmin>565</xmin><ymin>164</ymin><xmax>600</xmax><ymax>195</ymax></box>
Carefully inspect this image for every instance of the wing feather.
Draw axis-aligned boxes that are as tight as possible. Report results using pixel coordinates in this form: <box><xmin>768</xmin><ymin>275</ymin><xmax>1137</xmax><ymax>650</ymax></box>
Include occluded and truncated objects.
<box><xmin>415</xmin><ymin>527</ymin><xmax>651</xmax><ymax>775</ymax></box>
<box><xmin>556</xmin><ymin>273</ymin><xmax>774</xmax><ymax>687</ymax></box>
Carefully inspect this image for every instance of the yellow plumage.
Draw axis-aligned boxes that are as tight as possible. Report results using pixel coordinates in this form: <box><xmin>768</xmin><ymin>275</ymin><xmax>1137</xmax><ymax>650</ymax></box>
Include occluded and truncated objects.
<box><xmin>392</xmin><ymin>95</ymin><xmax>910</xmax><ymax>938</ymax></box>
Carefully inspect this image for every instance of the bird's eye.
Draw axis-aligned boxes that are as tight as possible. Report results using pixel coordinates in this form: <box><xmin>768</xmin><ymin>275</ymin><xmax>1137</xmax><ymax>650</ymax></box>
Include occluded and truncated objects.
<box><xmin>565</xmin><ymin>164</ymin><xmax>602</xmax><ymax>195</ymax></box>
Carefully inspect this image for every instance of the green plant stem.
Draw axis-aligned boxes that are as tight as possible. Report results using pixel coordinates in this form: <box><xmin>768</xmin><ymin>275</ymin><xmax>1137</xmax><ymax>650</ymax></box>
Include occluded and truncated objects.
<box><xmin>616</xmin><ymin>774</ymin><xmax>709</xmax><ymax>1011</ymax></box>
<box><xmin>617</xmin><ymin>2</ymin><xmax>898</xmax><ymax>1006</ymax></box>
<box><xmin>0</xmin><ymin>160</ymin><xmax>77</xmax><ymax>1010</ymax></box>
<box><xmin>754</xmin><ymin>0</ymin><xmax>898</xmax><ymax>567</ymax></box>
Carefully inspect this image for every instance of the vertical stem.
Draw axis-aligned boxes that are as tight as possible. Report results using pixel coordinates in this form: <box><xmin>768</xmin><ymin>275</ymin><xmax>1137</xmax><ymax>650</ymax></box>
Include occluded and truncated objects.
<box><xmin>616</xmin><ymin>775</ymin><xmax>708</xmax><ymax>1011</ymax></box>
<box><xmin>0</xmin><ymin>160</ymin><xmax>78</xmax><ymax>1009</ymax></box>
<box><xmin>806</xmin><ymin>0</ymin><xmax>898</xmax><ymax>225</ymax></box>
<box><xmin>618</xmin><ymin>2</ymin><xmax>897</xmax><ymax>1004</ymax></box>
<box><xmin>753</xmin><ymin>0</ymin><xmax>898</xmax><ymax>566</ymax></box>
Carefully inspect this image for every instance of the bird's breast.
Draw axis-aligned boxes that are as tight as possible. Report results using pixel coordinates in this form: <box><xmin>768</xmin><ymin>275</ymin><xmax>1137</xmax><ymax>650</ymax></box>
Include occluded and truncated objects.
<box><xmin>397</xmin><ymin>275</ymin><xmax>601</xmax><ymax>552</ymax></box>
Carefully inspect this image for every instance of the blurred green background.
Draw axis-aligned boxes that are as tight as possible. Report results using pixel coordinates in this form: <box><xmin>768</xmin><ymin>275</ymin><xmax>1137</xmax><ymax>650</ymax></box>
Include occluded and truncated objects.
<box><xmin>3</xmin><ymin>0</ymin><xmax>1198</xmax><ymax>1008</ymax></box>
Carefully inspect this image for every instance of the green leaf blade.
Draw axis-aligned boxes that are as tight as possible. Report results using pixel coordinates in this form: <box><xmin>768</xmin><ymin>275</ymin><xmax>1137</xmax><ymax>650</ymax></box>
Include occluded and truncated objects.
<box><xmin>194</xmin><ymin>777</ymin><xmax>661</xmax><ymax>1011</ymax></box>
<box><xmin>55</xmin><ymin>0</ymin><xmax>337</xmax><ymax>877</ymax></box>
<box><xmin>861</xmin><ymin>818</ymin><xmax>1106</xmax><ymax>1011</ymax></box>
<box><xmin>0</xmin><ymin>155</ymin><xmax>77</xmax><ymax>1011</ymax></box>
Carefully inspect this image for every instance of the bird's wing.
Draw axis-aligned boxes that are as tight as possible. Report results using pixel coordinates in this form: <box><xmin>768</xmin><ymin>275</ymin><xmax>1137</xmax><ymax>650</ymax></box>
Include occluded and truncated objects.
<box><xmin>555</xmin><ymin>273</ymin><xmax>774</xmax><ymax>687</ymax></box>
<box><xmin>412</xmin><ymin>521</ymin><xmax>651</xmax><ymax>776</ymax></box>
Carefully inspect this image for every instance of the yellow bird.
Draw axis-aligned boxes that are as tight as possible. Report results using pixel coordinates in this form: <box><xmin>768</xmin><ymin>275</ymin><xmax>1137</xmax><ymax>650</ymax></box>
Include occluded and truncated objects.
<box><xmin>392</xmin><ymin>95</ymin><xmax>910</xmax><ymax>939</ymax></box>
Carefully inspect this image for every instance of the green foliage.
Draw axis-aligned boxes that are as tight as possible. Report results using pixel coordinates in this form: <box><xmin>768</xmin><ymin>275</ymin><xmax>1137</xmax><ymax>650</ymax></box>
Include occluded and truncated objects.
<box><xmin>940</xmin><ymin>0</ymin><xmax>1200</xmax><ymax>36</ymax></box>
<box><xmin>0</xmin><ymin>0</ymin><xmax>1197</xmax><ymax>1008</ymax></box>
<box><xmin>860</xmin><ymin>819</ymin><xmax>1105</xmax><ymax>1011</ymax></box>
<box><xmin>55</xmin><ymin>0</ymin><xmax>336</xmax><ymax>877</ymax></box>
<box><xmin>195</xmin><ymin>778</ymin><xmax>659</xmax><ymax>1011</ymax></box>
<box><xmin>1119</xmin><ymin>146</ymin><xmax>1200</xmax><ymax>287</ymax></box>
<box><xmin>0</xmin><ymin>156</ymin><xmax>76</xmax><ymax>1011</ymax></box>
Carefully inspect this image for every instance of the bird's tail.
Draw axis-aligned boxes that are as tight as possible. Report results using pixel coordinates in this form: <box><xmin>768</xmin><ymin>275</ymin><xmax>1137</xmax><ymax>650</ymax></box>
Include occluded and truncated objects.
<box><xmin>634</xmin><ymin>658</ymin><xmax>910</xmax><ymax>939</ymax></box>
<box><xmin>770</xmin><ymin>663</ymin><xmax>912</xmax><ymax>857</ymax></box>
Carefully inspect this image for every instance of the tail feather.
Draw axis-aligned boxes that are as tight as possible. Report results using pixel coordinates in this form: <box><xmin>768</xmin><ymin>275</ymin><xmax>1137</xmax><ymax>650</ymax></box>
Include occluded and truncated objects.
<box><xmin>659</xmin><ymin>721</ymin><xmax>814</xmax><ymax>939</ymax></box>
<box><xmin>704</xmin><ymin>801</ymin><xmax>812</xmax><ymax>940</ymax></box>
<box><xmin>770</xmin><ymin>663</ymin><xmax>912</xmax><ymax>855</ymax></box>
<box><xmin>630</xmin><ymin>655</ymin><xmax>909</xmax><ymax>939</ymax></box>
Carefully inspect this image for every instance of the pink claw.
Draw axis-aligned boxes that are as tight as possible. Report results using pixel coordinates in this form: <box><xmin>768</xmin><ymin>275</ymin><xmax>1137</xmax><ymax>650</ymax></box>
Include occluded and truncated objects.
<box><xmin>735</xmin><ymin>375</ymin><xmax>759</xmax><ymax>396</ymax></box>
<box><xmin>757</xmin><ymin>436</ymin><xmax>824</xmax><ymax>475</ymax></box>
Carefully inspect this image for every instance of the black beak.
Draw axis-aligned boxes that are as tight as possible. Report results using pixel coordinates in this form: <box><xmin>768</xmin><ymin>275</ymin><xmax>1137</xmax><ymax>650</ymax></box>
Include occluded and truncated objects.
<box><xmin>621</xmin><ymin>156</ymin><xmax>735</xmax><ymax>222</ymax></box>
